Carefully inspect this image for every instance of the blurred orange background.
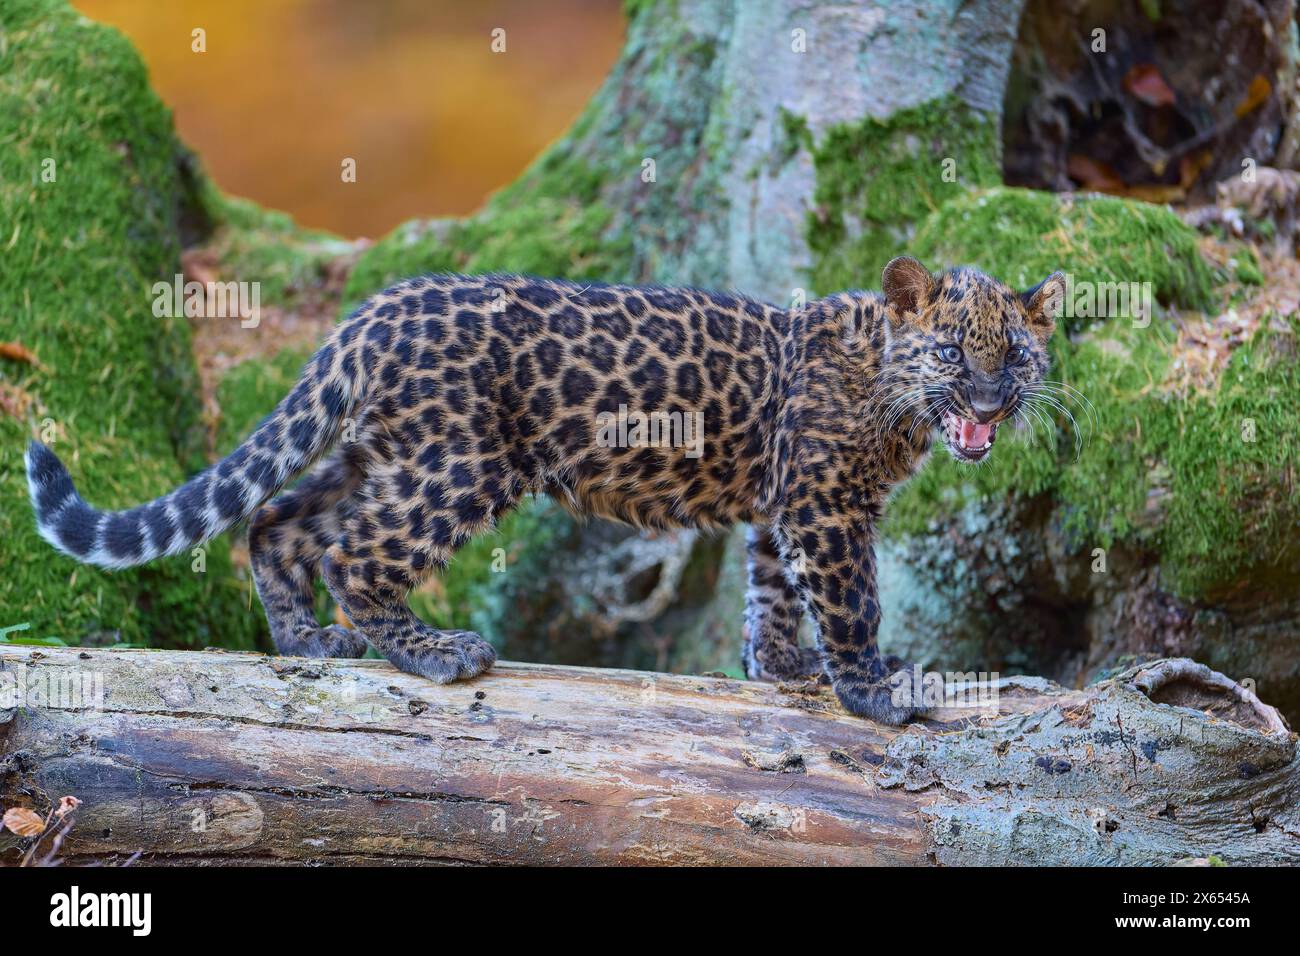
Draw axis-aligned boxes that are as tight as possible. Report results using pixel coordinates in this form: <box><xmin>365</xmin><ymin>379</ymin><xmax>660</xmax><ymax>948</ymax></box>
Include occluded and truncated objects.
<box><xmin>73</xmin><ymin>0</ymin><xmax>625</xmax><ymax>238</ymax></box>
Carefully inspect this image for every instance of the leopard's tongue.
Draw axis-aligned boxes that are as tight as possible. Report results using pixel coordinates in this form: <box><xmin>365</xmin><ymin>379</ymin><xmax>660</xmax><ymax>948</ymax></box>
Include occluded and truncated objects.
<box><xmin>960</xmin><ymin>418</ymin><xmax>993</xmax><ymax>449</ymax></box>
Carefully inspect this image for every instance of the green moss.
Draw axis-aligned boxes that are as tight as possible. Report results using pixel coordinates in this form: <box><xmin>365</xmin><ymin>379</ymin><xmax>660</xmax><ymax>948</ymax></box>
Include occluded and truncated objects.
<box><xmin>911</xmin><ymin>187</ymin><xmax>1217</xmax><ymax>322</ymax></box>
<box><xmin>1157</xmin><ymin>316</ymin><xmax>1298</xmax><ymax>595</ymax></box>
<box><xmin>340</xmin><ymin>219</ymin><xmax>459</xmax><ymax>301</ymax></box>
<box><xmin>0</xmin><ymin>0</ymin><xmax>260</xmax><ymax>650</ymax></box>
<box><xmin>214</xmin><ymin>349</ymin><xmax>314</xmax><ymax>455</ymax></box>
<box><xmin>622</xmin><ymin>0</ymin><xmax>670</xmax><ymax>19</ymax></box>
<box><xmin>343</xmin><ymin>147</ymin><xmax>633</xmax><ymax>305</ymax></box>
<box><xmin>1232</xmin><ymin>245</ymin><xmax>1263</xmax><ymax>286</ymax></box>
<box><xmin>1047</xmin><ymin>321</ymin><xmax>1174</xmax><ymax>551</ymax></box>
<box><xmin>201</xmin><ymin>189</ymin><xmax>356</xmax><ymax>307</ymax></box>
<box><xmin>806</xmin><ymin>96</ymin><xmax>1003</xmax><ymax>294</ymax></box>
<box><xmin>776</xmin><ymin>107</ymin><xmax>812</xmax><ymax>165</ymax></box>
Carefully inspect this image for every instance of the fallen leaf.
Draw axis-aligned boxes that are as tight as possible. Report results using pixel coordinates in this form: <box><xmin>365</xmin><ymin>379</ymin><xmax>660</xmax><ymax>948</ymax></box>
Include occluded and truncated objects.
<box><xmin>0</xmin><ymin>382</ymin><xmax>35</xmax><ymax>419</ymax></box>
<box><xmin>1179</xmin><ymin>151</ymin><xmax>1214</xmax><ymax>190</ymax></box>
<box><xmin>2</xmin><ymin>806</ymin><xmax>46</xmax><ymax>837</ymax></box>
<box><xmin>0</xmin><ymin>341</ymin><xmax>39</xmax><ymax>365</ymax></box>
<box><xmin>55</xmin><ymin>795</ymin><xmax>82</xmax><ymax>820</ymax></box>
<box><xmin>1125</xmin><ymin>64</ymin><xmax>1176</xmax><ymax>107</ymax></box>
<box><xmin>1235</xmin><ymin>74</ymin><xmax>1271</xmax><ymax>118</ymax></box>
<box><xmin>1067</xmin><ymin>154</ymin><xmax>1125</xmax><ymax>192</ymax></box>
<box><xmin>181</xmin><ymin>248</ymin><xmax>219</xmax><ymax>287</ymax></box>
<box><xmin>1122</xmin><ymin>183</ymin><xmax>1186</xmax><ymax>204</ymax></box>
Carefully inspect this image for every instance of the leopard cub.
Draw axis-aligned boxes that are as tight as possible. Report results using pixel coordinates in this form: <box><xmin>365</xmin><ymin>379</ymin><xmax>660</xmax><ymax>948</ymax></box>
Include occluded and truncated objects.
<box><xmin>28</xmin><ymin>256</ymin><xmax>1062</xmax><ymax>724</ymax></box>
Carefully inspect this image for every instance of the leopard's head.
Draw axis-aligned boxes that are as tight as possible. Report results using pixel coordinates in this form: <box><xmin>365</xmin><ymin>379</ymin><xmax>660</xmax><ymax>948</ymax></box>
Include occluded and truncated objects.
<box><xmin>879</xmin><ymin>256</ymin><xmax>1064</xmax><ymax>463</ymax></box>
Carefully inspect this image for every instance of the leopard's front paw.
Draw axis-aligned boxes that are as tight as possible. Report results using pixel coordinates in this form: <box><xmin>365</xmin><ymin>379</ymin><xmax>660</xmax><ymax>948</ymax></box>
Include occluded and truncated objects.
<box><xmin>743</xmin><ymin>644</ymin><xmax>825</xmax><ymax>683</ymax></box>
<box><xmin>831</xmin><ymin>655</ymin><xmax>924</xmax><ymax>725</ymax></box>
<box><xmin>276</xmin><ymin>624</ymin><xmax>370</xmax><ymax>660</ymax></box>
<box><xmin>380</xmin><ymin>627</ymin><xmax>497</xmax><ymax>684</ymax></box>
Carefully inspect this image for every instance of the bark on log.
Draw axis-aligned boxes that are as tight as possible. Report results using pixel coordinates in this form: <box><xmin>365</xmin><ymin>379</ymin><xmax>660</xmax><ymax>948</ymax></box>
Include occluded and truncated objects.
<box><xmin>2</xmin><ymin>646</ymin><xmax>1296</xmax><ymax>865</ymax></box>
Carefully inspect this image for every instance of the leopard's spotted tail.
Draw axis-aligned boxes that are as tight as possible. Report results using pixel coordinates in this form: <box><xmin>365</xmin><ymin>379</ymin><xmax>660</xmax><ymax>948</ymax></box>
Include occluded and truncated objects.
<box><xmin>26</xmin><ymin>325</ymin><xmax>367</xmax><ymax>570</ymax></box>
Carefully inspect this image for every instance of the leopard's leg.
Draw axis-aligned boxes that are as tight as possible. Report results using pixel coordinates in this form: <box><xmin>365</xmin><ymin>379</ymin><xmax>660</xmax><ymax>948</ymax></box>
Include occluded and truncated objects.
<box><xmin>249</xmin><ymin>449</ymin><xmax>368</xmax><ymax>659</ymax></box>
<box><xmin>742</xmin><ymin>523</ymin><xmax>822</xmax><ymax>681</ymax></box>
<box><xmin>775</xmin><ymin>499</ymin><xmax>921</xmax><ymax>726</ymax></box>
<box><xmin>320</xmin><ymin>456</ymin><xmax>520</xmax><ymax>683</ymax></box>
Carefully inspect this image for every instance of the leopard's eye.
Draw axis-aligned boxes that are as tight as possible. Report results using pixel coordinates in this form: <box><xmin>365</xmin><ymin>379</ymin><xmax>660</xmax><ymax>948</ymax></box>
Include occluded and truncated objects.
<box><xmin>1005</xmin><ymin>345</ymin><xmax>1028</xmax><ymax>366</ymax></box>
<box><xmin>937</xmin><ymin>344</ymin><xmax>963</xmax><ymax>364</ymax></box>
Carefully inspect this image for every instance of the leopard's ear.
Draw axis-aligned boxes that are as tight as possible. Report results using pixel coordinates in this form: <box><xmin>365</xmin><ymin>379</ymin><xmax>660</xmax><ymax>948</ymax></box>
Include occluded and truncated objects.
<box><xmin>1021</xmin><ymin>271</ymin><xmax>1066</xmax><ymax>340</ymax></box>
<box><xmin>882</xmin><ymin>256</ymin><xmax>935</xmax><ymax>320</ymax></box>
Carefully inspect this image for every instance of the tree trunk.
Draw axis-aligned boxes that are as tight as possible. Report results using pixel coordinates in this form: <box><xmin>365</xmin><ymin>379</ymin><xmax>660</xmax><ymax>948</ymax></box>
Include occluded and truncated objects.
<box><xmin>2</xmin><ymin>646</ymin><xmax>1295</xmax><ymax>865</ymax></box>
<box><xmin>570</xmin><ymin>0</ymin><xmax>1027</xmax><ymax>299</ymax></box>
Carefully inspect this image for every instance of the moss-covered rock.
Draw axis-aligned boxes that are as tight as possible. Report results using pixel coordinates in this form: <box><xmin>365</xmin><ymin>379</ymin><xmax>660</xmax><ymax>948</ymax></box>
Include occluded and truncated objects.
<box><xmin>341</xmin><ymin>151</ymin><xmax>634</xmax><ymax>308</ymax></box>
<box><xmin>806</xmin><ymin>96</ymin><xmax>1003</xmax><ymax>294</ymax></box>
<box><xmin>0</xmin><ymin>0</ymin><xmax>258</xmax><ymax>649</ymax></box>
<box><xmin>200</xmin><ymin>190</ymin><xmax>357</xmax><ymax>310</ymax></box>
<box><xmin>910</xmin><ymin>186</ymin><xmax>1217</xmax><ymax>319</ymax></box>
<box><xmin>213</xmin><ymin>348</ymin><xmax>313</xmax><ymax>458</ymax></box>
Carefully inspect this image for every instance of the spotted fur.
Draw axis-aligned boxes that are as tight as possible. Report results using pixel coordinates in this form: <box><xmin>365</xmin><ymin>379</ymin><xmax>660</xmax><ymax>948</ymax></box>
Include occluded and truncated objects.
<box><xmin>27</xmin><ymin>258</ymin><xmax>1062</xmax><ymax>723</ymax></box>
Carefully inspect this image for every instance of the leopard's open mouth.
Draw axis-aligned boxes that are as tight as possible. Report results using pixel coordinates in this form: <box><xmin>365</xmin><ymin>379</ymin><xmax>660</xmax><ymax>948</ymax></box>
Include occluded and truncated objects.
<box><xmin>940</xmin><ymin>410</ymin><xmax>998</xmax><ymax>462</ymax></box>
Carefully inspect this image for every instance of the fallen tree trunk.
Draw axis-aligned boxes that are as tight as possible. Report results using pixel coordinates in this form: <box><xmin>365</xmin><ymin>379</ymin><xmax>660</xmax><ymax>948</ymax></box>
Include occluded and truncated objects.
<box><xmin>1</xmin><ymin>646</ymin><xmax>1296</xmax><ymax>865</ymax></box>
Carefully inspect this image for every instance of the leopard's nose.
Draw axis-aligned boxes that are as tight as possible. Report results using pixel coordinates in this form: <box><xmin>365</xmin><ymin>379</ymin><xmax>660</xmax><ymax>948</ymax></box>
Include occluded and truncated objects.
<box><xmin>969</xmin><ymin>378</ymin><xmax>1004</xmax><ymax>422</ymax></box>
<box><xmin>970</xmin><ymin>395</ymin><xmax>1001</xmax><ymax>423</ymax></box>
